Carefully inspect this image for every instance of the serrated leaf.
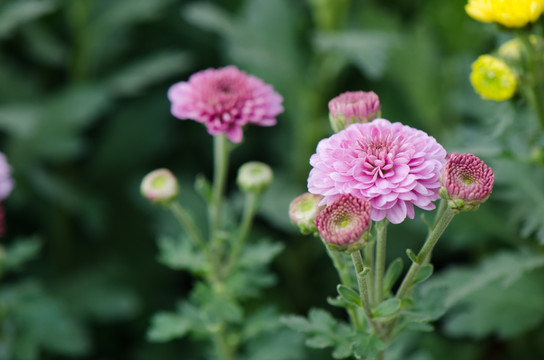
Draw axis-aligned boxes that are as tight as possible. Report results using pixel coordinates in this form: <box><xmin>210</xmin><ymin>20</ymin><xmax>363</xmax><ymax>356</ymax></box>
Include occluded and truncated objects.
<box><xmin>413</xmin><ymin>264</ymin><xmax>433</xmax><ymax>285</ymax></box>
<box><xmin>147</xmin><ymin>311</ymin><xmax>191</xmax><ymax>342</ymax></box>
<box><xmin>157</xmin><ymin>236</ymin><xmax>208</xmax><ymax>274</ymax></box>
<box><xmin>383</xmin><ymin>258</ymin><xmax>403</xmax><ymax>294</ymax></box>
<box><xmin>373</xmin><ymin>298</ymin><xmax>401</xmax><ymax>318</ymax></box>
<box><xmin>337</xmin><ymin>284</ymin><xmax>361</xmax><ymax>307</ymax></box>
<box><xmin>237</xmin><ymin>240</ymin><xmax>284</xmax><ymax>269</ymax></box>
<box><xmin>281</xmin><ymin>315</ymin><xmax>312</xmax><ymax>333</ymax></box>
<box><xmin>352</xmin><ymin>331</ymin><xmax>386</xmax><ymax>359</ymax></box>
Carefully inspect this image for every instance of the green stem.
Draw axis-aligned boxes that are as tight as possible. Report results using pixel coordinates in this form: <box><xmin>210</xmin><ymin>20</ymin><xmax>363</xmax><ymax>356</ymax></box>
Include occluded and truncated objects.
<box><xmin>212</xmin><ymin>326</ymin><xmax>235</xmax><ymax>360</ymax></box>
<box><xmin>395</xmin><ymin>206</ymin><xmax>455</xmax><ymax>300</ymax></box>
<box><xmin>327</xmin><ymin>248</ymin><xmax>362</xmax><ymax>329</ymax></box>
<box><xmin>374</xmin><ymin>220</ymin><xmax>388</xmax><ymax>304</ymax></box>
<box><xmin>209</xmin><ymin>134</ymin><xmax>230</xmax><ymax>241</ymax></box>
<box><xmin>431</xmin><ymin>199</ymin><xmax>447</xmax><ymax>230</ymax></box>
<box><xmin>226</xmin><ymin>191</ymin><xmax>260</xmax><ymax>272</ymax></box>
<box><xmin>518</xmin><ymin>31</ymin><xmax>544</xmax><ymax>129</ymax></box>
<box><xmin>364</xmin><ymin>239</ymin><xmax>375</xmax><ymax>304</ymax></box>
<box><xmin>169</xmin><ymin>202</ymin><xmax>206</xmax><ymax>251</ymax></box>
<box><xmin>351</xmin><ymin>250</ymin><xmax>382</xmax><ymax>337</ymax></box>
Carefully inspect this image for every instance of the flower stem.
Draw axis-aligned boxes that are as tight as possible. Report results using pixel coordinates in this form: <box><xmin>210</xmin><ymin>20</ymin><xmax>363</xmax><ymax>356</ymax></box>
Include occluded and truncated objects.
<box><xmin>212</xmin><ymin>326</ymin><xmax>235</xmax><ymax>360</ymax></box>
<box><xmin>226</xmin><ymin>191</ymin><xmax>260</xmax><ymax>272</ymax></box>
<box><xmin>210</xmin><ymin>134</ymin><xmax>230</xmax><ymax>240</ymax></box>
<box><xmin>374</xmin><ymin>220</ymin><xmax>388</xmax><ymax>304</ymax></box>
<box><xmin>327</xmin><ymin>248</ymin><xmax>362</xmax><ymax>329</ymax></box>
<box><xmin>396</xmin><ymin>206</ymin><xmax>455</xmax><ymax>300</ymax></box>
<box><xmin>169</xmin><ymin>202</ymin><xmax>206</xmax><ymax>251</ymax></box>
<box><xmin>351</xmin><ymin>250</ymin><xmax>381</xmax><ymax>336</ymax></box>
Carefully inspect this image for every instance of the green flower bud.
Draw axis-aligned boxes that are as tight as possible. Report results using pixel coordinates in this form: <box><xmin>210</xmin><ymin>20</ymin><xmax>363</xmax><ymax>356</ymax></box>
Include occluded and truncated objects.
<box><xmin>289</xmin><ymin>193</ymin><xmax>325</xmax><ymax>235</ymax></box>
<box><xmin>140</xmin><ymin>168</ymin><xmax>179</xmax><ymax>206</ymax></box>
<box><xmin>236</xmin><ymin>161</ymin><xmax>273</xmax><ymax>193</ymax></box>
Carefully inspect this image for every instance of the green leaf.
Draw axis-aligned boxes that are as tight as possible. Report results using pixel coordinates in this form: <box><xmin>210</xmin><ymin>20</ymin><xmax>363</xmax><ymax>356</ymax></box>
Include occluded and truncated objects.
<box><xmin>194</xmin><ymin>174</ymin><xmax>213</xmax><ymax>204</ymax></box>
<box><xmin>336</xmin><ymin>284</ymin><xmax>361</xmax><ymax>307</ymax></box>
<box><xmin>237</xmin><ymin>240</ymin><xmax>284</xmax><ymax>269</ymax></box>
<box><xmin>0</xmin><ymin>0</ymin><xmax>58</xmax><ymax>38</ymax></box>
<box><xmin>444</xmin><ymin>270</ymin><xmax>544</xmax><ymax>338</ymax></box>
<box><xmin>1</xmin><ymin>236</ymin><xmax>42</xmax><ymax>273</ymax></box>
<box><xmin>406</xmin><ymin>249</ymin><xmax>418</xmax><ymax>264</ymax></box>
<box><xmin>107</xmin><ymin>51</ymin><xmax>193</xmax><ymax>96</ymax></box>
<box><xmin>156</xmin><ymin>236</ymin><xmax>208</xmax><ymax>274</ymax></box>
<box><xmin>383</xmin><ymin>257</ymin><xmax>403</xmax><ymax>295</ymax></box>
<box><xmin>243</xmin><ymin>328</ymin><xmax>305</xmax><ymax>360</ymax></box>
<box><xmin>413</xmin><ymin>264</ymin><xmax>433</xmax><ymax>285</ymax></box>
<box><xmin>313</xmin><ymin>30</ymin><xmax>398</xmax><ymax>79</ymax></box>
<box><xmin>352</xmin><ymin>331</ymin><xmax>386</xmax><ymax>359</ymax></box>
<box><xmin>147</xmin><ymin>311</ymin><xmax>191</xmax><ymax>342</ymax></box>
<box><xmin>373</xmin><ymin>298</ymin><xmax>401</xmax><ymax>318</ymax></box>
<box><xmin>182</xmin><ymin>2</ymin><xmax>235</xmax><ymax>35</ymax></box>
<box><xmin>281</xmin><ymin>315</ymin><xmax>312</xmax><ymax>333</ymax></box>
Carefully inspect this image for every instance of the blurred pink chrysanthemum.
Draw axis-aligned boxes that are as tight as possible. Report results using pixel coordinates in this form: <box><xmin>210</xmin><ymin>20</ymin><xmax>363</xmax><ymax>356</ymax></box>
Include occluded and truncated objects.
<box><xmin>308</xmin><ymin>119</ymin><xmax>447</xmax><ymax>224</ymax></box>
<box><xmin>0</xmin><ymin>152</ymin><xmax>13</xmax><ymax>238</ymax></box>
<box><xmin>440</xmin><ymin>153</ymin><xmax>494</xmax><ymax>212</ymax></box>
<box><xmin>328</xmin><ymin>91</ymin><xmax>381</xmax><ymax>132</ymax></box>
<box><xmin>315</xmin><ymin>194</ymin><xmax>371</xmax><ymax>252</ymax></box>
<box><xmin>0</xmin><ymin>152</ymin><xmax>14</xmax><ymax>201</ymax></box>
<box><xmin>167</xmin><ymin>66</ymin><xmax>283</xmax><ymax>143</ymax></box>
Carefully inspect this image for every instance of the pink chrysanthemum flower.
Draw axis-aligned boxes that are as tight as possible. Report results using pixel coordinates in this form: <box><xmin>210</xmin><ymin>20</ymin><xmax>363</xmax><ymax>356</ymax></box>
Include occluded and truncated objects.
<box><xmin>0</xmin><ymin>152</ymin><xmax>14</xmax><ymax>201</ymax></box>
<box><xmin>168</xmin><ymin>66</ymin><xmax>283</xmax><ymax>143</ymax></box>
<box><xmin>315</xmin><ymin>194</ymin><xmax>371</xmax><ymax>252</ymax></box>
<box><xmin>439</xmin><ymin>153</ymin><xmax>494</xmax><ymax>213</ymax></box>
<box><xmin>0</xmin><ymin>152</ymin><xmax>14</xmax><ymax>238</ymax></box>
<box><xmin>328</xmin><ymin>91</ymin><xmax>381</xmax><ymax>132</ymax></box>
<box><xmin>308</xmin><ymin>119</ymin><xmax>447</xmax><ymax>224</ymax></box>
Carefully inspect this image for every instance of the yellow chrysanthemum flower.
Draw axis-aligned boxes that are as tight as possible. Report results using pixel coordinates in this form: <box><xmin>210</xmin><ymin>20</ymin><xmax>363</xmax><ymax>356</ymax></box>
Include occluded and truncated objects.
<box><xmin>470</xmin><ymin>55</ymin><xmax>517</xmax><ymax>101</ymax></box>
<box><xmin>465</xmin><ymin>0</ymin><xmax>544</xmax><ymax>28</ymax></box>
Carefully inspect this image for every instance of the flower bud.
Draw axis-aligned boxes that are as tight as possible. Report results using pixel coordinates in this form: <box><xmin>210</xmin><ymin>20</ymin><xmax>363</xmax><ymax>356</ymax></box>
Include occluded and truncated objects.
<box><xmin>236</xmin><ymin>161</ymin><xmax>273</xmax><ymax>193</ymax></box>
<box><xmin>439</xmin><ymin>153</ymin><xmax>494</xmax><ymax>213</ymax></box>
<box><xmin>315</xmin><ymin>194</ymin><xmax>372</xmax><ymax>253</ymax></box>
<box><xmin>289</xmin><ymin>193</ymin><xmax>325</xmax><ymax>235</ymax></box>
<box><xmin>141</xmin><ymin>168</ymin><xmax>179</xmax><ymax>206</ymax></box>
<box><xmin>469</xmin><ymin>54</ymin><xmax>517</xmax><ymax>101</ymax></box>
<box><xmin>328</xmin><ymin>91</ymin><xmax>381</xmax><ymax>132</ymax></box>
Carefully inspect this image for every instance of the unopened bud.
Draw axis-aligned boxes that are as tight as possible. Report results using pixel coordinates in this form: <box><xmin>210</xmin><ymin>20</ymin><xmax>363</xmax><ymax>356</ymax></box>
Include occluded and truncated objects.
<box><xmin>328</xmin><ymin>91</ymin><xmax>381</xmax><ymax>132</ymax></box>
<box><xmin>439</xmin><ymin>153</ymin><xmax>494</xmax><ymax>213</ymax></box>
<box><xmin>315</xmin><ymin>194</ymin><xmax>372</xmax><ymax>253</ymax></box>
<box><xmin>289</xmin><ymin>193</ymin><xmax>325</xmax><ymax>235</ymax></box>
<box><xmin>236</xmin><ymin>161</ymin><xmax>273</xmax><ymax>193</ymax></box>
<box><xmin>141</xmin><ymin>169</ymin><xmax>179</xmax><ymax>206</ymax></box>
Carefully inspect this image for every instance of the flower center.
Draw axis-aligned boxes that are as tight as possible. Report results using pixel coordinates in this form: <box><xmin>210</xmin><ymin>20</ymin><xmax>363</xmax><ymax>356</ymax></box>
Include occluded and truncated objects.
<box><xmin>358</xmin><ymin>137</ymin><xmax>395</xmax><ymax>179</ymax></box>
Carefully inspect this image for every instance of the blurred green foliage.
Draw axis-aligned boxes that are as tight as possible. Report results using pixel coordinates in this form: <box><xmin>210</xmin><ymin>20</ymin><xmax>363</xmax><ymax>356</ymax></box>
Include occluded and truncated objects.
<box><xmin>0</xmin><ymin>0</ymin><xmax>544</xmax><ymax>359</ymax></box>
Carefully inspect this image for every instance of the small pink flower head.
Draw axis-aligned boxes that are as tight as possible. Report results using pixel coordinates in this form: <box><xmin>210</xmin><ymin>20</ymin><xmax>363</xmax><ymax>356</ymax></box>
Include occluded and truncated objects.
<box><xmin>141</xmin><ymin>168</ymin><xmax>179</xmax><ymax>207</ymax></box>
<box><xmin>328</xmin><ymin>91</ymin><xmax>381</xmax><ymax>132</ymax></box>
<box><xmin>289</xmin><ymin>193</ymin><xmax>325</xmax><ymax>235</ymax></box>
<box><xmin>308</xmin><ymin>119</ymin><xmax>447</xmax><ymax>224</ymax></box>
<box><xmin>0</xmin><ymin>152</ymin><xmax>14</xmax><ymax>201</ymax></box>
<box><xmin>168</xmin><ymin>66</ymin><xmax>283</xmax><ymax>143</ymax></box>
<box><xmin>439</xmin><ymin>153</ymin><xmax>494</xmax><ymax>213</ymax></box>
<box><xmin>315</xmin><ymin>194</ymin><xmax>371</xmax><ymax>252</ymax></box>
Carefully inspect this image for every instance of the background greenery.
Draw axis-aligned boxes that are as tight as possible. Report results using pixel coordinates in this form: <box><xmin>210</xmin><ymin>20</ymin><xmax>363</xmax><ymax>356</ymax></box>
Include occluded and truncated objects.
<box><xmin>1</xmin><ymin>0</ymin><xmax>543</xmax><ymax>359</ymax></box>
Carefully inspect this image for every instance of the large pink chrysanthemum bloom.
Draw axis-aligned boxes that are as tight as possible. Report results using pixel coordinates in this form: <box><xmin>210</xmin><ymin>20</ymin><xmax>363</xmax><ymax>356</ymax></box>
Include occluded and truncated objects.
<box><xmin>315</xmin><ymin>194</ymin><xmax>371</xmax><ymax>252</ymax></box>
<box><xmin>168</xmin><ymin>66</ymin><xmax>283</xmax><ymax>143</ymax></box>
<box><xmin>308</xmin><ymin>119</ymin><xmax>447</xmax><ymax>224</ymax></box>
<box><xmin>439</xmin><ymin>153</ymin><xmax>494</xmax><ymax>213</ymax></box>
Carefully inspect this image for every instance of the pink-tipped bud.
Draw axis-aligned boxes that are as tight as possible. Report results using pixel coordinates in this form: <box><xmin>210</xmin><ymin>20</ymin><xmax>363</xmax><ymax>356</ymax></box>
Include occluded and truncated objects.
<box><xmin>439</xmin><ymin>153</ymin><xmax>494</xmax><ymax>213</ymax></box>
<box><xmin>141</xmin><ymin>169</ymin><xmax>179</xmax><ymax>207</ymax></box>
<box><xmin>315</xmin><ymin>194</ymin><xmax>372</xmax><ymax>252</ymax></box>
<box><xmin>328</xmin><ymin>91</ymin><xmax>381</xmax><ymax>132</ymax></box>
<box><xmin>289</xmin><ymin>193</ymin><xmax>325</xmax><ymax>235</ymax></box>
